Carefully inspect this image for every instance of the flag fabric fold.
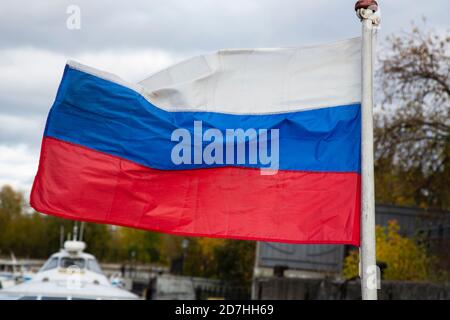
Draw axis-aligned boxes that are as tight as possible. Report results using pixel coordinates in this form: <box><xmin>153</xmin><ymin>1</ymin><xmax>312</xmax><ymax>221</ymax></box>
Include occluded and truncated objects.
<box><xmin>31</xmin><ymin>38</ymin><xmax>362</xmax><ymax>245</ymax></box>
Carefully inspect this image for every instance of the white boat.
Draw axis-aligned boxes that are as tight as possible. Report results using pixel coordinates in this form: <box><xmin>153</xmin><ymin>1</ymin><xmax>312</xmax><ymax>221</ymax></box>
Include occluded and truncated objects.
<box><xmin>0</xmin><ymin>230</ymin><xmax>139</xmax><ymax>300</ymax></box>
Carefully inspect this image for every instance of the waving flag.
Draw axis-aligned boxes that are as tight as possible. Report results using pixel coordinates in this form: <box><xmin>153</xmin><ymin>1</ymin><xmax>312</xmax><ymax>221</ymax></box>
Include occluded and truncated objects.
<box><xmin>31</xmin><ymin>38</ymin><xmax>362</xmax><ymax>245</ymax></box>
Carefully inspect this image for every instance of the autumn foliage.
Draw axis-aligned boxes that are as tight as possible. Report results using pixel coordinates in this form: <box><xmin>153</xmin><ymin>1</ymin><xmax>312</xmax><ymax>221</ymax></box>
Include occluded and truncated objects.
<box><xmin>343</xmin><ymin>220</ymin><xmax>431</xmax><ymax>280</ymax></box>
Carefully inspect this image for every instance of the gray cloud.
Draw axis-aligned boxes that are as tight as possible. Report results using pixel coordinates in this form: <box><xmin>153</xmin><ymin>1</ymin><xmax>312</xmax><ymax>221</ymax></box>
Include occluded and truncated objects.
<box><xmin>2</xmin><ymin>0</ymin><xmax>447</xmax><ymax>55</ymax></box>
<box><xmin>0</xmin><ymin>47</ymin><xmax>182</xmax><ymax>118</ymax></box>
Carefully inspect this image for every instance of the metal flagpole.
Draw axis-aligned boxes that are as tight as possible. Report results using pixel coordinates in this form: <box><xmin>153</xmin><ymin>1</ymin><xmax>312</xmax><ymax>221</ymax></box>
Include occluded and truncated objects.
<box><xmin>355</xmin><ymin>0</ymin><xmax>380</xmax><ymax>300</ymax></box>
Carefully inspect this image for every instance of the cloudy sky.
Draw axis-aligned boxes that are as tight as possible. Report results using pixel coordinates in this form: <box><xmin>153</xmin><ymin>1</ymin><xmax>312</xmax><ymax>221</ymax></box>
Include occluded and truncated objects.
<box><xmin>0</xmin><ymin>0</ymin><xmax>449</xmax><ymax>196</ymax></box>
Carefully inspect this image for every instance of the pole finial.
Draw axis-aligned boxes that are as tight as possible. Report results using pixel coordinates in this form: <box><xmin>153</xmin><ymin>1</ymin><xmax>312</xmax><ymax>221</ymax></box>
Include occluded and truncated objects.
<box><xmin>355</xmin><ymin>0</ymin><xmax>378</xmax><ymax>12</ymax></box>
<box><xmin>355</xmin><ymin>0</ymin><xmax>380</xmax><ymax>26</ymax></box>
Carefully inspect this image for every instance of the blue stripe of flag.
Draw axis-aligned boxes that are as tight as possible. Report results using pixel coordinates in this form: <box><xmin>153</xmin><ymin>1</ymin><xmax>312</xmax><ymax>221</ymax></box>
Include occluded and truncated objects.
<box><xmin>44</xmin><ymin>65</ymin><xmax>361</xmax><ymax>172</ymax></box>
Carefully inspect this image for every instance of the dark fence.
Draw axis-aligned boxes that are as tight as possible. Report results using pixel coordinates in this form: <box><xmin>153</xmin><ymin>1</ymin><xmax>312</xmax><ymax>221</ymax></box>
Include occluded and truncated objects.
<box><xmin>254</xmin><ymin>278</ymin><xmax>450</xmax><ymax>300</ymax></box>
<box><xmin>195</xmin><ymin>285</ymin><xmax>251</xmax><ymax>300</ymax></box>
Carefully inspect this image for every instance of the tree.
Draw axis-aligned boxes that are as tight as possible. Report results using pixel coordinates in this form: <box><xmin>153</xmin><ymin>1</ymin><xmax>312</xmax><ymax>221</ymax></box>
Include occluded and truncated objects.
<box><xmin>0</xmin><ymin>185</ymin><xmax>23</xmax><ymax>217</ymax></box>
<box><xmin>344</xmin><ymin>24</ymin><xmax>450</xmax><ymax>282</ymax></box>
<box><xmin>0</xmin><ymin>185</ymin><xmax>164</xmax><ymax>263</ymax></box>
<box><xmin>343</xmin><ymin>220</ymin><xmax>431</xmax><ymax>281</ymax></box>
<box><xmin>182</xmin><ymin>237</ymin><xmax>225</xmax><ymax>279</ymax></box>
<box><xmin>114</xmin><ymin>227</ymin><xmax>162</xmax><ymax>263</ymax></box>
<box><xmin>0</xmin><ymin>186</ymin><xmax>50</xmax><ymax>258</ymax></box>
<box><xmin>214</xmin><ymin>240</ymin><xmax>255</xmax><ymax>286</ymax></box>
<box><xmin>171</xmin><ymin>236</ymin><xmax>255</xmax><ymax>286</ymax></box>
<box><xmin>374</xmin><ymin>22</ymin><xmax>449</xmax><ymax>209</ymax></box>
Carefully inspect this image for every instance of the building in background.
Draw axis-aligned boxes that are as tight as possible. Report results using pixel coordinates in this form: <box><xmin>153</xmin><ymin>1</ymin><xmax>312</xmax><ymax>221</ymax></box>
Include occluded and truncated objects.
<box><xmin>254</xmin><ymin>204</ymin><xmax>450</xmax><ymax>280</ymax></box>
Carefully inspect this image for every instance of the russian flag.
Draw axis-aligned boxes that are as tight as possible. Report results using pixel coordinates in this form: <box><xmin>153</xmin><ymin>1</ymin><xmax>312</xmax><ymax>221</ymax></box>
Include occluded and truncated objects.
<box><xmin>31</xmin><ymin>38</ymin><xmax>362</xmax><ymax>245</ymax></box>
